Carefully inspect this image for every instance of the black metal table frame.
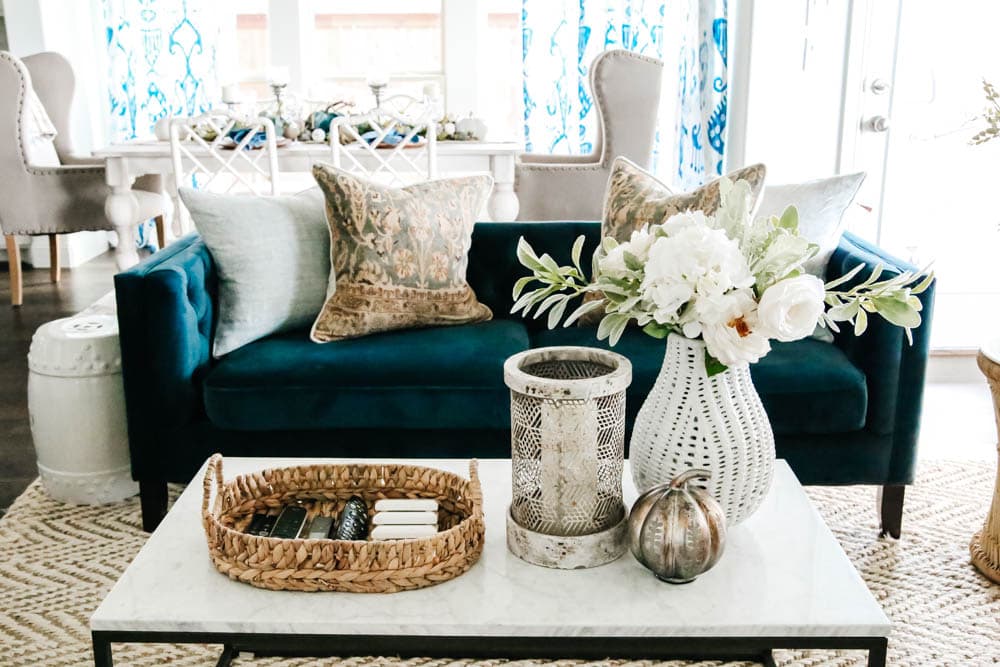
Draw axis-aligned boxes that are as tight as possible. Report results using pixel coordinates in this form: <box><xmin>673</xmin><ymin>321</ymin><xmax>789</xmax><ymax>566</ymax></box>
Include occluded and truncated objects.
<box><xmin>91</xmin><ymin>631</ymin><xmax>888</xmax><ymax>667</ymax></box>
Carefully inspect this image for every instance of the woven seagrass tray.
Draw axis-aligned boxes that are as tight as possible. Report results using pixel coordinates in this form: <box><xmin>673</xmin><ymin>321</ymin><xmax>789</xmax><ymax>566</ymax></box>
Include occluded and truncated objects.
<box><xmin>201</xmin><ymin>454</ymin><xmax>485</xmax><ymax>593</ymax></box>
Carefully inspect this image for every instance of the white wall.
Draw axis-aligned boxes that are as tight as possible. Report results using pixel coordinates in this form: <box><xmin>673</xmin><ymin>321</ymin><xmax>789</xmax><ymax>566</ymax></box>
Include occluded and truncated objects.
<box><xmin>2</xmin><ymin>0</ymin><xmax>111</xmax><ymax>268</ymax></box>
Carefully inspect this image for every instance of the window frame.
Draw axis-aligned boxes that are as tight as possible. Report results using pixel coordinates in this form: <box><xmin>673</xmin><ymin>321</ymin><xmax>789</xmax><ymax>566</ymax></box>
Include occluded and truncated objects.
<box><xmin>219</xmin><ymin>0</ymin><xmax>517</xmax><ymax>121</ymax></box>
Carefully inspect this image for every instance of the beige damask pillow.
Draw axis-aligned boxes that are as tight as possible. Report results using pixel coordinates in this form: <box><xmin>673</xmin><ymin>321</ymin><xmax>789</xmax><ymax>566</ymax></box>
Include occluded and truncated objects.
<box><xmin>310</xmin><ymin>164</ymin><xmax>493</xmax><ymax>342</ymax></box>
<box><xmin>580</xmin><ymin>158</ymin><xmax>768</xmax><ymax>325</ymax></box>
<box><xmin>602</xmin><ymin>157</ymin><xmax>768</xmax><ymax>241</ymax></box>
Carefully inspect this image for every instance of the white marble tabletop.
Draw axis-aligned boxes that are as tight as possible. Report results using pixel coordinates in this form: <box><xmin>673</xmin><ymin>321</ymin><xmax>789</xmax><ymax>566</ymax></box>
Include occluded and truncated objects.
<box><xmin>91</xmin><ymin>458</ymin><xmax>890</xmax><ymax>639</ymax></box>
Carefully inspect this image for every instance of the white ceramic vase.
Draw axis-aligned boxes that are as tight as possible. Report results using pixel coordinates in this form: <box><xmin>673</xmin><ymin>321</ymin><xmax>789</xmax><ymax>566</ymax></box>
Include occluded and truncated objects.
<box><xmin>629</xmin><ymin>334</ymin><xmax>775</xmax><ymax>526</ymax></box>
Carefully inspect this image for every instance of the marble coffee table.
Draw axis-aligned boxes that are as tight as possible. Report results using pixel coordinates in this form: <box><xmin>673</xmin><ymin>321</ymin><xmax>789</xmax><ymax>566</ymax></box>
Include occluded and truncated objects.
<box><xmin>91</xmin><ymin>458</ymin><xmax>890</xmax><ymax>666</ymax></box>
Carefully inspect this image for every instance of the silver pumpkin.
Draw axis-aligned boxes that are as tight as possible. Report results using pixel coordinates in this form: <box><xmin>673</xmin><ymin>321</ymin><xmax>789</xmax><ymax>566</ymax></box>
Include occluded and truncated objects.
<box><xmin>628</xmin><ymin>469</ymin><xmax>727</xmax><ymax>583</ymax></box>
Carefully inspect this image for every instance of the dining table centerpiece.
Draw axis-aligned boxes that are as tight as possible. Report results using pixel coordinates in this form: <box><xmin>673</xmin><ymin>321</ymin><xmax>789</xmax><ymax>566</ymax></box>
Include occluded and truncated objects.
<box><xmin>511</xmin><ymin>178</ymin><xmax>933</xmax><ymax>525</ymax></box>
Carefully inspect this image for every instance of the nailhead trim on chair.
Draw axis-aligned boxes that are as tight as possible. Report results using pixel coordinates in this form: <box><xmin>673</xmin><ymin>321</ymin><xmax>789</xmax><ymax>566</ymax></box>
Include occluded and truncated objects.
<box><xmin>0</xmin><ymin>51</ymin><xmax>111</xmax><ymax>236</ymax></box>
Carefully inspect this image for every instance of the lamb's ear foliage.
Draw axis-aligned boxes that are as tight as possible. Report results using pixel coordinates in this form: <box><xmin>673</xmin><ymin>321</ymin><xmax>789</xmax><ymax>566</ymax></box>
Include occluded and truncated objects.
<box><xmin>822</xmin><ymin>262</ymin><xmax>934</xmax><ymax>343</ymax></box>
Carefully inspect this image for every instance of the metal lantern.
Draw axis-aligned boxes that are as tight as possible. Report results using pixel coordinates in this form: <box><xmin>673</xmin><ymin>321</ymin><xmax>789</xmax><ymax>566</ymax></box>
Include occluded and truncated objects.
<box><xmin>503</xmin><ymin>346</ymin><xmax>632</xmax><ymax>569</ymax></box>
<box><xmin>628</xmin><ymin>469</ymin><xmax>727</xmax><ymax>583</ymax></box>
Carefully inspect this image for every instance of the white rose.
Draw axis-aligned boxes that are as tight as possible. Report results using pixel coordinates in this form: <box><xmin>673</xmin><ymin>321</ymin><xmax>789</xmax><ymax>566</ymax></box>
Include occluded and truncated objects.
<box><xmin>699</xmin><ymin>289</ymin><xmax>771</xmax><ymax>366</ymax></box>
<box><xmin>757</xmin><ymin>275</ymin><xmax>825</xmax><ymax>342</ymax></box>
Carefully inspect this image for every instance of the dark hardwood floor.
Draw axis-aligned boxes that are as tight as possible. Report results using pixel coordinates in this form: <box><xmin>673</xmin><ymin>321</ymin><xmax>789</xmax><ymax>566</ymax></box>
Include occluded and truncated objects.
<box><xmin>0</xmin><ymin>250</ymin><xmax>119</xmax><ymax>512</ymax></box>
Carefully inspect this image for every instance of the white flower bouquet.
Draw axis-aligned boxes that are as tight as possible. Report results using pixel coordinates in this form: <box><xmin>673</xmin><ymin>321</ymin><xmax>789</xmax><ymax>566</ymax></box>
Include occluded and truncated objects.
<box><xmin>513</xmin><ymin>178</ymin><xmax>933</xmax><ymax>375</ymax></box>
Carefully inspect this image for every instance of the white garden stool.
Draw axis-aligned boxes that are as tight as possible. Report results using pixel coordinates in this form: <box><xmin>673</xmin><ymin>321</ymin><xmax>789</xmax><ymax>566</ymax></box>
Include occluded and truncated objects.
<box><xmin>27</xmin><ymin>312</ymin><xmax>138</xmax><ymax>504</ymax></box>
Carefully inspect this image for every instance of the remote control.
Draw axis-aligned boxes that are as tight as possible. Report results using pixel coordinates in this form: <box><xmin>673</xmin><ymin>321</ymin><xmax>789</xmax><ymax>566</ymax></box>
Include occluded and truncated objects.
<box><xmin>269</xmin><ymin>505</ymin><xmax>307</xmax><ymax>539</ymax></box>
<box><xmin>335</xmin><ymin>496</ymin><xmax>369</xmax><ymax>540</ymax></box>
<box><xmin>307</xmin><ymin>515</ymin><xmax>334</xmax><ymax>539</ymax></box>
<box><xmin>246</xmin><ymin>513</ymin><xmax>276</xmax><ymax>537</ymax></box>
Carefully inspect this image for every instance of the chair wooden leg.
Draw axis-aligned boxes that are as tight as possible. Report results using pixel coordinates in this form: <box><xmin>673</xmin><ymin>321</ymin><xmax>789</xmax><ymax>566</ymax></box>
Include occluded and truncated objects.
<box><xmin>879</xmin><ymin>484</ymin><xmax>905</xmax><ymax>539</ymax></box>
<box><xmin>5</xmin><ymin>235</ymin><xmax>22</xmax><ymax>307</ymax></box>
<box><xmin>48</xmin><ymin>234</ymin><xmax>60</xmax><ymax>283</ymax></box>
<box><xmin>154</xmin><ymin>215</ymin><xmax>166</xmax><ymax>250</ymax></box>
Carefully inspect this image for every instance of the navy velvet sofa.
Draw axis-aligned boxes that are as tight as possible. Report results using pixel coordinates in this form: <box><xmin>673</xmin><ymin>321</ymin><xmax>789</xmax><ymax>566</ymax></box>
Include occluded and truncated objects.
<box><xmin>115</xmin><ymin>221</ymin><xmax>935</xmax><ymax>533</ymax></box>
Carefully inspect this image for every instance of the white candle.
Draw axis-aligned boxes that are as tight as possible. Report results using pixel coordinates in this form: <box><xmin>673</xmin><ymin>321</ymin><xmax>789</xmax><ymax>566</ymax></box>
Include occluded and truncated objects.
<box><xmin>221</xmin><ymin>84</ymin><xmax>239</xmax><ymax>104</ymax></box>
<box><xmin>366</xmin><ymin>69</ymin><xmax>389</xmax><ymax>88</ymax></box>
<box><xmin>422</xmin><ymin>82</ymin><xmax>441</xmax><ymax>100</ymax></box>
<box><xmin>267</xmin><ymin>66</ymin><xmax>290</xmax><ymax>86</ymax></box>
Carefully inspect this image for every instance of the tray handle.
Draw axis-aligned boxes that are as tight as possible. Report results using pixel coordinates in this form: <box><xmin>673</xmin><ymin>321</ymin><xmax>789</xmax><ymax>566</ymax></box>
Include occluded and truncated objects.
<box><xmin>468</xmin><ymin>459</ymin><xmax>483</xmax><ymax>518</ymax></box>
<box><xmin>201</xmin><ymin>453</ymin><xmax>225</xmax><ymax>534</ymax></box>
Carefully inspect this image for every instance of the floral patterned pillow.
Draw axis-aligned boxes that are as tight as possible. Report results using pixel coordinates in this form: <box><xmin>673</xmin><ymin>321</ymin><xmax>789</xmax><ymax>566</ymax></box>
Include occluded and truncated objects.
<box><xmin>310</xmin><ymin>164</ymin><xmax>493</xmax><ymax>342</ymax></box>
<box><xmin>603</xmin><ymin>157</ymin><xmax>767</xmax><ymax>242</ymax></box>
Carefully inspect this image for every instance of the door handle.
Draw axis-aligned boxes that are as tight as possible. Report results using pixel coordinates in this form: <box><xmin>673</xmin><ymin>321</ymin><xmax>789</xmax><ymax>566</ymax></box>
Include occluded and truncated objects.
<box><xmin>869</xmin><ymin>78</ymin><xmax>891</xmax><ymax>95</ymax></box>
<box><xmin>866</xmin><ymin>116</ymin><xmax>891</xmax><ymax>132</ymax></box>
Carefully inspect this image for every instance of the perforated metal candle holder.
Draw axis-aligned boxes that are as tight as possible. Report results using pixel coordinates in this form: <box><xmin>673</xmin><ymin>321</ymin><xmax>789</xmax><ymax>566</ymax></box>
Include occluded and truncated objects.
<box><xmin>503</xmin><ymin>346</ymin><xmax>632</xmax><ymax>569</ymax></box>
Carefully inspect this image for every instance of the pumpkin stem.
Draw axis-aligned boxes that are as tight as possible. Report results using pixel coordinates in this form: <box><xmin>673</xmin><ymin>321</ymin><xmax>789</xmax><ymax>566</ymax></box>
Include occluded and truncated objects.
<box><xmin>670</xmin><ymin>468</ymin><xmax>712</xmax><ymax>489</ymax></box>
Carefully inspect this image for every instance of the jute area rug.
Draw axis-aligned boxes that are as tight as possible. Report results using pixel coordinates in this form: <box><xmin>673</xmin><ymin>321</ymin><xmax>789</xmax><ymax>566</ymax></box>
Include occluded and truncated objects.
<box><xmin>1</xmin><ymin>461</ymin><xmax>998</xmax><ymax>667</ymax></box>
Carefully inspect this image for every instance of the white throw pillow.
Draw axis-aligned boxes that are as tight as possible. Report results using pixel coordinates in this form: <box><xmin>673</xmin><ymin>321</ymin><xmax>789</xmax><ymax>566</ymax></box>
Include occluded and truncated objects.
<box><xmin>21</xmin><ymin>89</ymin><xmax>60</xmax><ymax>167</ymax></box>
<box><xmin>179</xmin><ymin>187</ymin><xmax>331</xmax><ymax>357</ymax></box>
<box><xmin>757</xmin><ymin>172</ymin><xmax>866</xmax><ymax>342</ymax></box>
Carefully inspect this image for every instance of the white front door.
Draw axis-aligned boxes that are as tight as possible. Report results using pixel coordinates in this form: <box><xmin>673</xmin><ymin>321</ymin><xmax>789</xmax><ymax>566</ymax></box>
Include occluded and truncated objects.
<box><xmin>840</xmin><ymin>0</ymin><xmax>1000</xmax><ymax>350</ymax></box>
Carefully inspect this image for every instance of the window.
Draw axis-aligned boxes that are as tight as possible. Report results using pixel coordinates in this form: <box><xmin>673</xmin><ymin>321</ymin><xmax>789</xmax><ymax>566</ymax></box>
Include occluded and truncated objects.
<box><xmin>310</xmin><ymin>0</ymin><xmax>443</xmax><ymax>104</ymax></box>
<box><xmin>217</xmin><ymin>0</ymin><xmax>523</xmax><ymax>140</ymax></box>
<box><xmin>234</xmin><ymin>13</ymin><xmax>270</xmax><ymax>99</ymax></box>
<box><xmin>483</xmin><ymin>0</ymin><xmax>522</xmax><ymax>140</ymax></box>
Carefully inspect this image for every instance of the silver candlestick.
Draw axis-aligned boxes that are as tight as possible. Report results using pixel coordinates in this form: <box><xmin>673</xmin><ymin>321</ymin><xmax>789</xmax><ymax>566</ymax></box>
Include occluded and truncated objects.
<box><xmin>369</xmin><ymin>81</ymin><xmax>387</xmax><ymax>109</ymax></box>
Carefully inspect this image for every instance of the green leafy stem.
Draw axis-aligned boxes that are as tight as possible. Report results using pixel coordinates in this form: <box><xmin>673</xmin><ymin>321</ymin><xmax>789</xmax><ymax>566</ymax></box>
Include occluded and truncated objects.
<box><xmin>511</xmin><ymin>235</ymin><xmax>934</xmax><ymax>350</ymax></box>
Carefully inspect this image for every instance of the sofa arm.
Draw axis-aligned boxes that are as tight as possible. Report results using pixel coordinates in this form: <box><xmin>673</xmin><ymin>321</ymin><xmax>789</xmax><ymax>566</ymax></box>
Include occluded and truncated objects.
<box><xmin>114</xmin><ymin>234</ymin><xmax>216</xmax><ymax>479</ymax></box>
<box><xmin>827</xmin><ymin>232</ymin><xmax>936</xmax><ymax>483</ymax></box>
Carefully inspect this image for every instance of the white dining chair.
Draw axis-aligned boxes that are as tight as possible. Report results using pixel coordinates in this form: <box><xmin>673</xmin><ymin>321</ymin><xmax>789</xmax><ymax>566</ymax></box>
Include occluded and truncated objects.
<box><xmin>168</xmin><ymin>111</ymin><xmax>281</xmax><ymax>229</ymax></box>
<box><xmin>0</xmin><ymin>51</ymin><xmax>168</xmax><ymax>305</ymax></box>
<box><xmin>329</xmin><ymin>95</ymin><xmax>437</xmax><ymax>186</ymax></box>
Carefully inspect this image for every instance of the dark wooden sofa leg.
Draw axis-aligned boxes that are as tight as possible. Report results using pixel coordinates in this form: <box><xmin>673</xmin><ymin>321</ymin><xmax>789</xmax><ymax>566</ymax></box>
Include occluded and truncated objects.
<box><xmin>878</xmin><ymin>485</ymin><xmax>905</xmax><ymax>538</ymax></box>
<box><xmin>140</xmin><ymin>480</ymin><xmax>168</xmax><ymax>532</ymax></box>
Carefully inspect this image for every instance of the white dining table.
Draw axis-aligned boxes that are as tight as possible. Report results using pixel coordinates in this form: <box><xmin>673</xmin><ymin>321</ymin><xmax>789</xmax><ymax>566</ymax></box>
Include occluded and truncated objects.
<box><xmin>92</xmin><ymin>140</ymin><xmax>522</xmax><ymax>268</ymax></box>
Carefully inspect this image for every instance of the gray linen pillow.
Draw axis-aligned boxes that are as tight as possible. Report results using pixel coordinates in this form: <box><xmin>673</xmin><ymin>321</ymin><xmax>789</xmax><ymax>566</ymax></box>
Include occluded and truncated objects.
<box><xmin>756</xmin><ymin>172</ymin><xmax>866</xmax><ymax>342</ymax></box>
<box><xmin>179</xmin><ymin>187</ymin><xmax>331</xmax><ymax>357</ymax></box>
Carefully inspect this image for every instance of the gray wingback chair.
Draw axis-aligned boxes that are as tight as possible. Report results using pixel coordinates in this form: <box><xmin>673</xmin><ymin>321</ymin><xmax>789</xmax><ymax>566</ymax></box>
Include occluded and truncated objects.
<box><xmin>0</xmin><ymin>51</ymin><xmax>165</xmax><ymax>306</ymax></box>
<box><xmin>515</xmin><ymin>49</ymin><xmax>663</xmax><ymax>221</ymax></box>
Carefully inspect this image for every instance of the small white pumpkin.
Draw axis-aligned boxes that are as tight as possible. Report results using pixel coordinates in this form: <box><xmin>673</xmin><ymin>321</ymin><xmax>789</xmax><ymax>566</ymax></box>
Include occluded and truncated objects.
<box><xmin>153</xmin><ymin>116</ymin><xmax>172</xmax><ymax>141</ymax></box>
<box><xmin>456</xmin><ymin>114</ymin><xmax>487</xmax><ymax>140</ymax></box>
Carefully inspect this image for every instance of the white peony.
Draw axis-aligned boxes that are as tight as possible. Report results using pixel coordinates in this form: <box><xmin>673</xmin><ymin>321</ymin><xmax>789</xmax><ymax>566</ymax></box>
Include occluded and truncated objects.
<box><xmin>661</xmin><ymin>209</ymin><xmax>710</xmax><ymax>236</ymax></box>
<box><xmin>642</xmin><ymin>224</ymin><xmax>754</xmax><ymax>298</ymax></box>
<box><xmin>646</xmin><ymin>282</ymin><xmax>695</xmax><ymax>324</ymax></box>
<box><xmin>699</xmin><ymin>289</ymin><xmax>771</xmax><ymax>366</ymax></box>
<box><xmin>757</xmin><ymin>274</ymin><xmax>826</xmax><ymax>342</ymax></box>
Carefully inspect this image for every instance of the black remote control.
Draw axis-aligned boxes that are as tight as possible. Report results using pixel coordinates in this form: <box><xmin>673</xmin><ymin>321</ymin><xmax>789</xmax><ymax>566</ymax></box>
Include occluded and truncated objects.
<box><xmin>269</xmin><ymin>505</ymin><xmax>308</xmax><ymax>539</ymax></box>
<box><xmin>246</xmin><ymin>513</ymin><xmax>276</xmax><ymax>537</ymax></box>
<box><xmin>335</xmin><ymin>496</ymin><xmax>369</xmax><ymax>540</ymax></box>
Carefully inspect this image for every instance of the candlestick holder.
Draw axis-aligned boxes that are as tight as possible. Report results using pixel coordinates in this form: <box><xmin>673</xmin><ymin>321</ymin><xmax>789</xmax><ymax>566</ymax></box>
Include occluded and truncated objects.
<box><xmin>369</xmin><ymin>81</ymin><xmax>387</xmax><ymax>110</ymax></box>
<box><xmin>266</xmin><ymin>82</ymin><xmax>292</xmax><ymax>136</ymax></box>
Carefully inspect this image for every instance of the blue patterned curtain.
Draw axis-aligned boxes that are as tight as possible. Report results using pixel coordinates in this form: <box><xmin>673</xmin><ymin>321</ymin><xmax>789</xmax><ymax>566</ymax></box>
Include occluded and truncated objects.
<box><xmin>103</xmin><ymin>0</ymin><xmax>219</xmax><ymax>141</ymax></box>
<box><xmin>102</xmin><ymin>0</ymin><xmax>219</xmax><ymax>248</ymax></box>
<box><xmin>521</xmin><ymin>0</ymin><xmax>727</xmax><ymax>188</ymax></box>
